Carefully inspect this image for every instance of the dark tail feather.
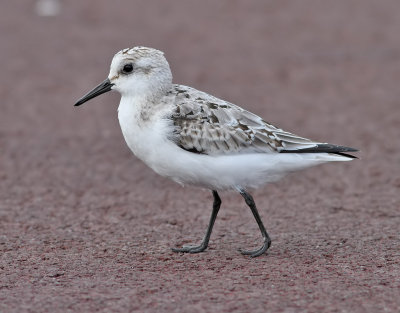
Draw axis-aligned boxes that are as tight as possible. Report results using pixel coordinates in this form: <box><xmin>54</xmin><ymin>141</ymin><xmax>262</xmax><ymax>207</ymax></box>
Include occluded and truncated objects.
<box><xmin>333</xmin><ymin>152</ymin><xmax>358</xmax><ymax>159</ymax></box>
<box><xmin>280</xmin><ymin>143</ymin><xmax>358</xmax><ymax>159</ymax></box>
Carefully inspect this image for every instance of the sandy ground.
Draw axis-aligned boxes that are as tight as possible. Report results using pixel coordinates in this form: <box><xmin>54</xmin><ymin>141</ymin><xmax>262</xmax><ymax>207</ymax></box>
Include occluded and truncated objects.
<box><xmin>1</xmin><ymin>1</ymin><xmax>399</xmax><ymax>312</ymax></box>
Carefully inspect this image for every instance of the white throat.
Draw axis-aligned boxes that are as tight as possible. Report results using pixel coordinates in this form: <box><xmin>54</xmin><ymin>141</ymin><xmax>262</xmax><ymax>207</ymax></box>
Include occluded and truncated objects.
<box><xmin>117</xmin><ymin>94</ymin><xmax>174</xmax><ymax>167</ymax></box>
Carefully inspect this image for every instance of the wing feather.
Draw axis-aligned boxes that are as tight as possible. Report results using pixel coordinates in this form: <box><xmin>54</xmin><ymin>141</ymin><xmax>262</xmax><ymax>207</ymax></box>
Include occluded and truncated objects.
<box><xmin>169</xmin><ymin>85</ymin><xmax>357</xmax><ymax>156</ymax></box>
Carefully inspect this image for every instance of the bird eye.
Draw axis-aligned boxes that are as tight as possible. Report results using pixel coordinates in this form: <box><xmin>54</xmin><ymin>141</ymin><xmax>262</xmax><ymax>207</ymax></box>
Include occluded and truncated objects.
<box><xmin>122</xmin><ymin>64</ymin><xmax>133</xmax><ymax>74</ymax></box>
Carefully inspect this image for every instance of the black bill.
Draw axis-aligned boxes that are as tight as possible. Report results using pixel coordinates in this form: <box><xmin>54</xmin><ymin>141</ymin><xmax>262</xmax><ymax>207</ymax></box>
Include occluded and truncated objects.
<box><xmin>74</xmin><ymin>78</ymin><xmax>114</xmax><ymax>106</ymax></box>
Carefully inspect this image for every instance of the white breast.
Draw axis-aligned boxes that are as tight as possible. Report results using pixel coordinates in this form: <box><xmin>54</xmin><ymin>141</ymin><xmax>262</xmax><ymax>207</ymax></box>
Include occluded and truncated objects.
<box><xmin>117</xmin><ymin>96</ymin><xmax>185</xmax><ymax>180</ymax></box>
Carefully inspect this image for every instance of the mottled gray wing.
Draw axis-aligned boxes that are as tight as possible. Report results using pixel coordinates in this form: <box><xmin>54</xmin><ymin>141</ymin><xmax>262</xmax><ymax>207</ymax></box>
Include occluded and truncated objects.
<box><xmin>169</xmin><ymin>85</ymin><xmax>322</xmax><ymax>156</ymax></box>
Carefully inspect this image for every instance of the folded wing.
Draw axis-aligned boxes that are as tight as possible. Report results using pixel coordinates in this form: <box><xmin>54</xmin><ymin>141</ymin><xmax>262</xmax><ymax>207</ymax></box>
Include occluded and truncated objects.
<box><xmin>170</xmin><ymin>85</ymin><xmax>357</xmax><ymax>157</ymax></box>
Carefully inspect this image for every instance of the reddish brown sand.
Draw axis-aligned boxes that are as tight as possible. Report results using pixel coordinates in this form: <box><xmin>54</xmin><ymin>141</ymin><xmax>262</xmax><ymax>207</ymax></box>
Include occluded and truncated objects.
<box><xmin>1</xmin><ymin>1</ymin><xmax>399</xmax><ymax>312</ymax></box>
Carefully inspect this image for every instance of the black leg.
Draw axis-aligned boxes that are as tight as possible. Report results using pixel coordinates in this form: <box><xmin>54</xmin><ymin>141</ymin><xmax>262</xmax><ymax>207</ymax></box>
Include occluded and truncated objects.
<box><xmin>239</xmin><ymin>190</ymin><xmax>271</xmax><ymax>257</ymax></box>
<box><xmin>172</xmin><ymin>190</ymin><xmax>221</xmax><ymax>254</ymax></box>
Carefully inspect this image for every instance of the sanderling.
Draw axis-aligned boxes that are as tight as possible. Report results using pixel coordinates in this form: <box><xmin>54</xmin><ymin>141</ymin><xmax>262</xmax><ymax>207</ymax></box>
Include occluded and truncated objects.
<box><xmin>75</xmin><ymin>46</ymin><xmax>357</xmax><ymax>257</ymax></box>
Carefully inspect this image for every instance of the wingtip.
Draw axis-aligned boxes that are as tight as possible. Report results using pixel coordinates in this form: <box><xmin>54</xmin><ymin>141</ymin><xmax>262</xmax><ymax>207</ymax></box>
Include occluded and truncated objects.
<box><xmin>344</xmin><ymin>147</ymin><xmax>359</xmax><ymax>153</ymax></box>
<box><xmin>334</xmin><ymin>152</ymin><xmax>358</xmax><ymax>159</ymax></box>
<box><xmin>280</xmin><ymin>144</ymin><xmax>359</xmax><ymax>155</ymax></box>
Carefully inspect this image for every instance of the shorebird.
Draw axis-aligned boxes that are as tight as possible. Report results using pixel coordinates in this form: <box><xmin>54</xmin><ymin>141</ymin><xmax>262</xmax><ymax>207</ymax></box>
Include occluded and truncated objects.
<box><xmin>75</xmin><ymin>46</ymin><xmax>357</xmax><ymax>257</ymax></box>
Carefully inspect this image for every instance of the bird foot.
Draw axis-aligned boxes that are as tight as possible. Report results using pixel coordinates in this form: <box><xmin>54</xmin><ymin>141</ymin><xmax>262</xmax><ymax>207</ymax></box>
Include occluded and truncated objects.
<box><xmin>172</xmin><ymin>243</ymin><xmax>208</xmax><ymax>254</ymax></box>
<box><xmin>239</xmin><ymin>237</ymin><xmax>271</xmax><ymax>258</ymax></box>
